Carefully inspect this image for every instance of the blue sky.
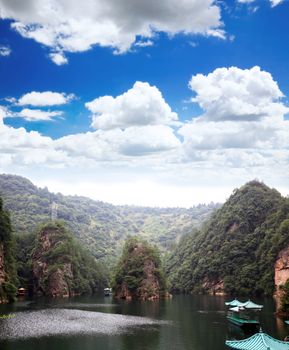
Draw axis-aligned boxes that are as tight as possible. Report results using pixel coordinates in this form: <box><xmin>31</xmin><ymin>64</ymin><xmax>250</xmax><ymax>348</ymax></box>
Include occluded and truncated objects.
<box><xmin>0</xmin><ymin>0</ymin><xmax>288</xmax><ymax>206</ymax></box>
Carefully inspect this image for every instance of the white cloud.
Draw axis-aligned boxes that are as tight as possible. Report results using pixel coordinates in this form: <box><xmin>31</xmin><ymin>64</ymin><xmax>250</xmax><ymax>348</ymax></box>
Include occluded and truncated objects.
<box><xmin>86</xmin><ymin>81</ymin><xmax>178</xmax><ymax>130</ymax></box>
<box><xmin>189</xmin><ymin>66</ymin><xmax>288</xmax><ymax>122</ymax></box>
<box><xmin>205</xmin><ymin>29</ymin><xmax>226</xmax><ymax>40</ymax></box>
<box><xmin>18</xmin><ymin>91</ymin><xmax>74</xmax><ymax>106</ymax></box>
<box><xmin>237</xmin><ymin>0</ymin><xmax>283</xmax><ymax>6</ymax></box>
<box><xmin>134</xmin><ymin>40</ymin><xmax>154</xmax><ymax>48</ymax></box>
<box><xmin>16</xmin><ymin>108</ymin><xmax>63</xmax><ymax>121</ymax></box>
<box><xmin>238</xmin><ymin>0</ymin><xmax>255</xmax><ymax>3</ymax></box>
<box><xmin>56</xmin><ymin>125</ymin><xmax>180</xmax><ymax>160</ymax></box>
<box><xmin>0</xmin><ymin>45</ymin><xmax>11</xmax><ymax>56</ymax></box>
<box><xmin>49</xmin><ymin>52</ymin><xmax>68</xmax><ymax>66</ymax></box>
<box><xmin>179</xmin><ymin>118</ymin><xmax>289</xmax><ymax>154</ymax></box>
<box><xmin>0</xmin><ymin>106</ymin><xmax>8</xmax><ymax>122</ymax></box>
<box><xmin>270</xmin><ymin>0</ymin><xmax>283</xmax><ymax>6</ymax></box>
<box><xmin>0</xmin><ymin>0</ymin><xmax>224</xmax><ymax>64</ymax></box>
<box><xmin>180</xmin><ymin>66</ymin><xmax>289</xmax><ymax>166</ymax></box>
<box><xmin>0</xmin><ymin>68</ymin><xmax>289</xmax><ymax>206</ymax></box>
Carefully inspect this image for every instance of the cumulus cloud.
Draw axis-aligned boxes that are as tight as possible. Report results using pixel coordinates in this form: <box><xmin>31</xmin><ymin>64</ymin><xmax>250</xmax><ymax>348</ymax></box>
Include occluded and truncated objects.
<box><xmin>49</xmin><ymin>52</ymin><xmax>68</xmax><ymax>66</ymax></box>
<box><xmin>86</xmin><ymin>81</ymin><xmax>178</xmax><ymax>130</ymax></box>
<box><xmin>0</xmin><ymin>0</ymin><xmax>224</xmax><ymax>64</ymax></box>
<box><xmin>237</xmin><ymin>0</ymin><xmax>283</xmax><ymax>6</ymax></box>
<box><xmin>0</xmin><ymin>106</ymin><xmax>8</xmax><ymax>122</ymax></box>
<box><xmin>0</xmin><ymin>118</ymin><xmax>61</xmax><ymax>168</ymax></box>
<box><xmin>0</xmin><ymin>68</ymin><xmax>288</xmax><ymax>206</ymax></box>
<box><xmin>56</xmin><ymin>125</ymin><xmax>180</xmax><ymax>160</ymax></box>
<box><xmin>180</xmin><ymin>66</ymin><xmax>289</xmax><ymax>165</ymax></box>
<box><xmin>270</xmin><ymin>0</ymin><xmax>284</xmax><ymax>6</ymax></box>
<box><xmin>16</xmin><ymin>108</ymin><xmax>63</xmax><ymax>121</ymax></box>
<box><xmin>238</xmin><ymin>0</ymin><xmax>255</xmax><ymax>3</ymax></box>
<box><xmin>18</xmin><ymin>91</ymin><xmax>74</xmax><ymax>106</ymax></box>
<box><xmin>189</xmin><ymin>66</ymin><xmax>288</xmax><ymax>122</ymax></box>
<box><xmin>179</xmin><ymin>118</ymin><xmax>289</xmax><ymax>155</ymax></box>
<box><xmin>134</xmin><ymin>40</ymin><xmax>154</xmax><ymax>48</ymax></box>
<box><xmin>0</xmin><ymin>45</ymin><xmax>11</xmax><ymax>56</ymax></box>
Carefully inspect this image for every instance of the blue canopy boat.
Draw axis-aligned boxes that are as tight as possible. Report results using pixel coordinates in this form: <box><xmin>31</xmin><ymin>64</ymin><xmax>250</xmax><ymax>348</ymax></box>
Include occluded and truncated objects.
<box><xmin>241</xmin><ymin>300</ymin><xmax>263</xmax><ymax>310</ymax></box>
<box><xmin>225</xmin><ymin>299</ymin><xmax>263</xmax><ymax>309</ymax></box>
<box><xmin>226</xmin><ymin>299</ymin><xmax>245</xmax><ymax>307</ymax></box>
<box><xmin>226</xmin><ymin>331</ymin><xmax>289</xmax><ymax>350</ymax></box>
<box><xmin>225</xmin><ymin>300</ymin><xmax>263</xmax><ymax>328</ymax></box>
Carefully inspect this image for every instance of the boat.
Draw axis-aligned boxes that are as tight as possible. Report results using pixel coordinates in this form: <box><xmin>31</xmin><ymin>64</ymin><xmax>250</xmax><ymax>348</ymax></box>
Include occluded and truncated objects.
<box><xmin>17</xmin><ymin>287</ymin><xmax>27</xmax><ymax>296</ymax></box>
<box><xmin>227</xmin><ymin>306</ymin><xmax>260</xmax><ymax>328</ymax></box>
<box><xmin>240</xmin><ymin>300</ymin><xmax>263</xmax><ymax>310</ymax></box>
<box><xmin>225</xmin><ymin>300</ymin><xmax>263</xmax><ymax>328</ymax></box>
<box><xmin>225</xmin><ymin>299</ymin><xmax>263</xmax><ymax>309</ymax></box>
<box><xmin>225</xmin><ymin>299</ymin><xmax>245</xmax><ymax>307</ymax></box>
<box><xmin>226</xmin><ymin>330</ymin><xmax>289</xmax><ymax>350</ymax></box>
<box><xmin>104</xmin><ymin>288</ymin><xmax>112</xmax><ymax>296</ymax></box>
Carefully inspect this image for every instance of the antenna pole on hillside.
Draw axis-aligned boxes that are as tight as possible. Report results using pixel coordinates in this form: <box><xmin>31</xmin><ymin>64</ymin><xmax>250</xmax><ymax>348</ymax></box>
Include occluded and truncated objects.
<box><xmin>51</xmin><ymin>201</ymin><xmax>58</xmax><ymax>221</ymax></box>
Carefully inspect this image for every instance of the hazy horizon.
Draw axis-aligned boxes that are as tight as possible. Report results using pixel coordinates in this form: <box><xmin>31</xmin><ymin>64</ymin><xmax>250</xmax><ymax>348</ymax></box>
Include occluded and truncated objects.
<box><xmin>2</xmin><ymin>173</ymin><xmax>288</xmax><ymax>209</ymax></box>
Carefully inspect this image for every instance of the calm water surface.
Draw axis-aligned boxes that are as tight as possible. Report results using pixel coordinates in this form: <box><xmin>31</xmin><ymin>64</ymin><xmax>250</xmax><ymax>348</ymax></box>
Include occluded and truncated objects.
<box><xmin>0</xmin><ymin>295</ymin><xmax>287</xmax><ymax>350</ymax></box>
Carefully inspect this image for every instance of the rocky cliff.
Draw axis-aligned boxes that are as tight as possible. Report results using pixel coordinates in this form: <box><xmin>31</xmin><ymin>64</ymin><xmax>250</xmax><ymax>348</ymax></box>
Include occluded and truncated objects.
<box><xmin>32</xmin><ymin>221</ymin><xmax>106</xmax><ymax>298</ymax></box>
<box><xmin>0</xmin><ymin>242</ymin><xmax>6</xmax><ymax>303</ymax></box>
<box><xmin>0</xmin><ymin>243</ymin><xmax>5</xmax><ymax>285</ymax></box>
<box><xmin>0</xmin><ymin>197</ymin><xmax>17</xmax><ymax>303</ymax></box>
<box><xmin>274</xmin><ymin>245</ymin><xmax>289</xmax><ymax>311</ymax></box>
<box><xmin>114</xmin><ymin>237</ymin><xmax>168</xmax><ymax>301</ymax></box>
<box><xmin>32</xmin><ymin>223</ymin><xmax>73</xmax><ymax>297</ymax></box>
<box><xmin>201</xmin><ymin>278</ymin><xmax>225</xmax><ymax>295</ymax></box>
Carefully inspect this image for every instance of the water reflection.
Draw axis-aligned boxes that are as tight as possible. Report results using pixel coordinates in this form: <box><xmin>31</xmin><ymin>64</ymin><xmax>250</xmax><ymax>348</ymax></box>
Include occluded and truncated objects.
<box><xmin>0</xmin><ymin>294</ymin><xmax>285</xmax><ymax>350</ymax></box>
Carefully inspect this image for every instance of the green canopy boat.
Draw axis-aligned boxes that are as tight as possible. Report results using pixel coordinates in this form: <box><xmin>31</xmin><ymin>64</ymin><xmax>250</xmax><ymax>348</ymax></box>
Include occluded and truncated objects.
<box><xmin>226</xmin><ymin>331</ymin><xmax>289</xmax><ymax>350</ymax></box>
<box><xmin>227</xmin><ymin>308</ymin><xmax>260</xmax><ymax>327</ymax></box>
<box><xmin>241</xmin><ymin>300</ymin><xmax>263</xmax><ymax>310</ymax></box>
<box><xmin>225</xmin><ymin>299</ymin><xmax>263</xmax><ymax>327</ymax></box>
<box><xmin>225</xmin><ymin>299</ymin><xmax>263</xmax><ymax>309</ymax></box>
<box><xmin>226</xmin><ymin>299</ymin><xmax>245</xmax><ymax>307</ymax></box>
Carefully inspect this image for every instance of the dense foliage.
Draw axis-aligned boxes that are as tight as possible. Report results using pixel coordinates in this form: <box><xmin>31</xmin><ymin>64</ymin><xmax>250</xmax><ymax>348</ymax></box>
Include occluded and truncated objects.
<box><xmin>166</xmin><ymin>181</ymin><xmax>289</xmax><ymax>296</ymax></box>
<box><xmin>113</xmin><ymin>236</ymin><xmax>167</xmax><ymax>298</ymax></box>
<box><xmin>0</xmin><ymin>197</ymin><xmax>17</xmax><ymax>302</ymax></box>
<box><xmin>33</xmin><ymin>221</ymin><xmax>107</xmax><ymax>295</ymax></box>
<box><xmin>15</xmin><ymin>232</ymin><xmax>35</xmax><ymax>293</ymax></box>
<box><xmin>0</xmin><ymin>174</ymin><xmax>219</xmax><ymax>265</ymax></box>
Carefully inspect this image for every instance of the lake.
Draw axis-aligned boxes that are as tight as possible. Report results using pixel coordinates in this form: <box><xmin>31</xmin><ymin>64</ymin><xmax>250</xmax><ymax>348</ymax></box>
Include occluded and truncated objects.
<box><xmin>0</xmin><ymin>295</ymin><xmax>287</xmax><ymax>350</ymax></box>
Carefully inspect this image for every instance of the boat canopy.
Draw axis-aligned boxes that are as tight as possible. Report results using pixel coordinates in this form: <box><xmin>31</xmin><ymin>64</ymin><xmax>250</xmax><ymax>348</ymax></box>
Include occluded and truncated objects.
<box><xmin>241</xmin><ymin>300</ymin><xmax>263</xmax><ymax>309</ymax></box>
<box><xmin>225</xmin><ymin>299</ymin><xmax>263</xmax><ymax>309</ymax></box>
<box><xmin>229</xmin><ymin>306</ymin><xmax>242</xmax><ymax>312</ymax></box>
<box><xmin>226</xmin><ymin>332</ymin><xmax>289</xmax><ymax>350</ymax></box>
<box><xmin>225</xmin><ymin>299</ymin><xmax>244</xmax><ymax>307</ymax></box>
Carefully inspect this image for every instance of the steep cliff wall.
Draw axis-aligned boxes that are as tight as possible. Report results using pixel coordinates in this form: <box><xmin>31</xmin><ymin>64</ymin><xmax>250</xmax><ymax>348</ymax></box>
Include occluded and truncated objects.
<box><xmin>0</xmin><ymin>242</ymin><xmax>7</xmax><ymax>303</ymax></box>
<box><xmin>114</xmin><ymin>238</ymin><xmax>168</xmax><ymax>301</ymax></box>
<box><xmin>0</xmin><ymin>243</ymin><xmax>5</xmax><ymax>285</ymax></box>
<box><xmin>32</xmin><ymin>223</ymin><xmax>74</xmax><ymax>297</ymax></box>
<box><xmin>32</xmin><ymin>221</ymin><xmax>106</xmax><ymax>298</ymax></box>
<box><xmin>274</xmin><ymin>245</ymin><xmax>289</xmax><ymax>311</ymax></box>
<box><xmin>0</xmin><ymin>197</ymin><xmax>17</xmax><ymax>303</ymax></box>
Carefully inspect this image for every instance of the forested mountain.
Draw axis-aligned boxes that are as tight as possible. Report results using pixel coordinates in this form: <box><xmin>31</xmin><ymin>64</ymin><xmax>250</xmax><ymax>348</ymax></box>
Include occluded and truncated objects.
<box><xmin>0</xmin><ymin>197</ymin><xmax>17</xmax><ymax>303</ymax></box>
<box><xmin>165</xmin><ymin>180</ymin><xmax>289</xmax><ymax>296</ymax></box>
<box><xmin>32</xmin><ymin>222</ymin><xmax>106</xmax><ymax>297</ymax></box>
<box><xmin>0</xmin><ymin>174</ymin><xmax>219</xmax><ymax>264</ymax></box>
<box><xmin>113</xmin><ymin>236</ymin><xmax>167</xmax><ymax>300</ymax></box>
